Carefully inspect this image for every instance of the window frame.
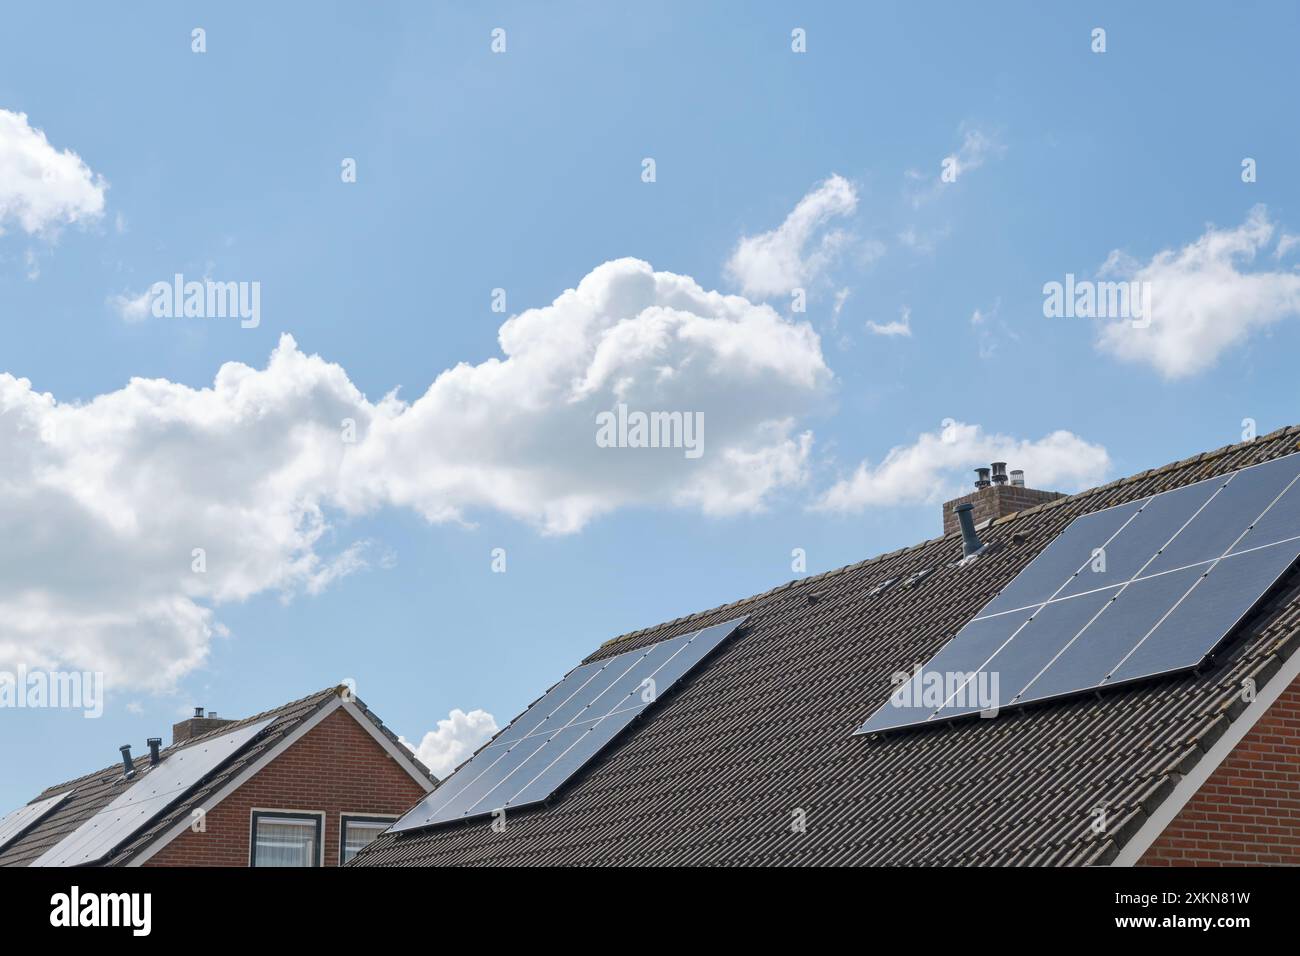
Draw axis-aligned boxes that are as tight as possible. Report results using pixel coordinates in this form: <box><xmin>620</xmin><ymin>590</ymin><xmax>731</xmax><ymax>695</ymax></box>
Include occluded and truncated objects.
<box><xmin>248</xmin><ymin>808</ymin><xmax>325</xmax><ymax>868</ymax></box>
<box><xmin>338</xmin><ymin>813</ymin><xmax>396</xmax><ymax>865</ymax></box>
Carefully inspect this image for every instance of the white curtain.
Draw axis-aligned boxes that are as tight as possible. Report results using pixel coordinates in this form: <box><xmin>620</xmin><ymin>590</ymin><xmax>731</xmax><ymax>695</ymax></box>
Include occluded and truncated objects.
<box><xmin>342</xmin><ymin>821</ymin><xmax>386</xmax><ymax>864</ymax></box>
<box><xmin>254</xmin><ymin>817</ymin><xmax>317</xmax><ymax>867</ymax></box>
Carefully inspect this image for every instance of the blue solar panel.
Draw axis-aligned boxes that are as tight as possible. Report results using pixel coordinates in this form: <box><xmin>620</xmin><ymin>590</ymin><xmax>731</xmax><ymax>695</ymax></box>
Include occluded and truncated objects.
<box><xmin>856</xmin><ymin>451</ymin><xmax>1300</xmax><ymax>735</ymax></box>
<box><xmin>977</xmin><ymin>499</ymin><xmax>1145</xmax><ymax>617</ymax></box>
<box><xmin>0</xmin><ymin>790</ymin><xmax>73</xmax><ymax>854</ymax></box>
<box><xmin>1054</xmin><ymin>477</ymin><xmax>1221</xmax><ymax>598</ymax></box>
<box><xmin>32</xmin><ymin>720</ymin><xmax>271</xmax><ymax>867</ymax></box>
<box><xmin>1109</xmin><ymin>543</ymin><xmax>1300</xmax><ymax>683</ymax></box>
<box><xmin>390</xmin><ymin>617</ymin><xmax>745</xmax><ymax>831</ymax></box>
<box><xmin>1017</xmin><ymin>565</ymin><xmax>1203</xmax><ymax>703</ymax></box>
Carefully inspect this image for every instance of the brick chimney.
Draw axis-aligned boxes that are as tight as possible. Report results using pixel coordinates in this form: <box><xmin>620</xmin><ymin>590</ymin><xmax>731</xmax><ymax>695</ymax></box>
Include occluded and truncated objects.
<box><xmin>942</xmin><ymin>463</ymin><xmax>1064</xmax><ymax>536</ymax></box>
<box><xmin>172</xmin><ymin>706</ymin><xmax>237</xmax><ymax>745</ymax></box>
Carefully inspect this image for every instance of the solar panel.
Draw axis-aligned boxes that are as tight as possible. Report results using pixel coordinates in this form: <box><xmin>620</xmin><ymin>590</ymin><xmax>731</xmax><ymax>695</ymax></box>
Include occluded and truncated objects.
<box><xmin>856</xmin><ymin>451</ymin><xmax>1300</xmax><ymax>735</ymax></box>
<box><xmin>390</xmin><ymin>617</ymin><xmax>746</xmax><ymax>832</ymax></box>
<box><xmin>31</xmin><ymin>719</ymin><xmax>270</xmax><ymax>867</ymax></box>
<box><xmin>0</xmin><ymin>790</ymin><xmax>74</xmax><ymax>854</ymax></box>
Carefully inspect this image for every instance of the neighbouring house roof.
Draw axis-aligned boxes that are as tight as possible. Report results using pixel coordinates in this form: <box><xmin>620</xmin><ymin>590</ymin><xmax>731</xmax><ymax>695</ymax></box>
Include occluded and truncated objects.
<box><xmin>353</xmin><ymin>426</ymin><xmax>1300</xmax><ymax>866</ymax></box>
<box><xmin>0</xmin><ymin>686</ymin><xmax>434</xmax><ymax>867</ymax></box>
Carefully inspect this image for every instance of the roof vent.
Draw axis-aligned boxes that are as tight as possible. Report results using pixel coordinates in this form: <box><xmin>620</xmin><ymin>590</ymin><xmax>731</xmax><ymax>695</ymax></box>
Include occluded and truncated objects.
<box><xmin>119</xmin><ymin>744</ymin><xmax>135</xmax><ymax>779</ymax></box>
<box><xmin>990</xmin><ymin>462</ymin><xmax>1009</xmax><ymax>485</ymax></box>
<box><xmin>147</xmin><ymin>737</ymin><xmax>162</xmax><ymax>766</ymax></box>
<box><xmin>974</xmin><ymin>467</ymin><xmax>991</xmax><ymax>489</ymax></box>
<box><xmin>1010</xmin><ymin>469</ymin><xmax>1025</xmax><ymax>487</ymax></box>
<box><xmin>954</xmin><ymin>503</ymin><xmax>984</xmax><ymax>557</ymax></box>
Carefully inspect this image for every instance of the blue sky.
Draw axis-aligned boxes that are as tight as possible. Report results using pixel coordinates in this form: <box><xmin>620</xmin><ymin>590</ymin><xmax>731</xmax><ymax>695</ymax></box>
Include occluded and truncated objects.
<box><xmin>3</xmin><ymin>2</ymin><xmax>1300</xmax><ymax>809</ymax></box>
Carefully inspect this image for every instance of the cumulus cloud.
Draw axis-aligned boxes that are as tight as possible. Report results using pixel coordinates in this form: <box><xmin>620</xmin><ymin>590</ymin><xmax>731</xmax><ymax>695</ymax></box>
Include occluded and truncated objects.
<box><xmin>724</xmin><ymin>175</ymin><xmax>858</xmax><ymax>298</ymax></box>
<box><xmin>400</xmin><ymin>708</ymin><xmax>498</xmax><ymax>779</ymax></box>
<box><xmin>1095</xmin><ymin>206</ymin><xmax>1300</xmax><ymax>378</ymax></box>
<box><xmin>815</xmin><ymin>420</ymin><xmax>1110</xmax><ymax>512</ymax></box>
<box><xmin>0</xmin><ymin>258</ymin><xmax>829</xmax><ymax>690</ymax></box>
<box><xmin>0</xmin><ymin>109</ymin><xmax>107</xmax><ymax>237</ymax></box>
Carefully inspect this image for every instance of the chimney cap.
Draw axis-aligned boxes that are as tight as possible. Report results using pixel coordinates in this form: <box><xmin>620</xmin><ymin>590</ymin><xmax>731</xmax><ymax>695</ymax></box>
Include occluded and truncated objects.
<box><xmin>974</xmin><ymin>467</ymin><xmax>991</xmax><ymax>490</ymax></box>
<box><xmin>194</xmin><ymin>707</ymin><xmax>204</xmax><ymax>718</ymax></box>
<box><xmin>1010</xmin><ymin>469</ymin><xmax>1025</xmax><ymax>487</ymax></box>
<box><xmin>990</xmin><ymin>462</ymin><xmax>1009</xmax><ymax>485</ymax></box>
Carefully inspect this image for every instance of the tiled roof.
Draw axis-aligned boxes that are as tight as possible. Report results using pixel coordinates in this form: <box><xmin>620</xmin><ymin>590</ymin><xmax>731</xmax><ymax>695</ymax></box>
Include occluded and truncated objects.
<box><xmin>352</xmin><ymin>426</ymin><xmax>1300</xmax><ymax>866</ymax></box>
<box><xmin>0</xmin><ymin>686</ymin><xmax>432</xmax><ymax>866</ymax></box>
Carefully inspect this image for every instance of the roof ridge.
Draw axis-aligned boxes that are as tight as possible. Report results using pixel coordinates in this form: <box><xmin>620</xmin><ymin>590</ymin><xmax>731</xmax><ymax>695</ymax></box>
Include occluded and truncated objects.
<box><xmin>593</xmin><ymin>424</ymin><xmax>1300</xmax><ymax>656</ymax></box>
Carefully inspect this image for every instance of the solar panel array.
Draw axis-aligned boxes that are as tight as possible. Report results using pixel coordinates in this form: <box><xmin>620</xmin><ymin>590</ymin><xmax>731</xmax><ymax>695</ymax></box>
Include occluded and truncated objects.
<box><xmin>31</xmin><ymin>719</ymin><xmax>271</xmax><ymax>867</ymax></box>
<box><xmin>391</xmin><ymin>617</ymin><xmax>746</xmax><ymax>832</ymax></box>
<box><xmin>0</xmin><ymin>790</ymin><xmax>74</xmax><ymax>854</ymax></box>
<box><xmin>858</xmin><ymin>451</ymin><xmax>1300</xmax><ymax>734</ymax></box>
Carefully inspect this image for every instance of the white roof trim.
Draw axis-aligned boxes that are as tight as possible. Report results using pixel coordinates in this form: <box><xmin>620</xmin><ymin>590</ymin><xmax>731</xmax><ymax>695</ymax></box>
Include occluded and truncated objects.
<box><xmin>1111</xmin><ymin>646</ymin><xmax>1300</xmax><ymax>866</ymax></box>
<box><xmin>127</xmin><ymin>693</ymin><xmax>432</xmax><ymax>867</ymax></box>
<box><xmin>339</xmin><ymin>698</ymin><xmax>436</xmax><ymax>793</ymax></box>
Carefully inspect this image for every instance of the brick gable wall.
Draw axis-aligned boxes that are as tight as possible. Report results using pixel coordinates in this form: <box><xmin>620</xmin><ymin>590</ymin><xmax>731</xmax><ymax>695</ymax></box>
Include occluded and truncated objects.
<box><xmin>1140</xmin><ymin>674</ymin><xmax>1300</xmax><ymax>866</ymax></box>
<box><xmin>144</xmin><ymin>707</ymin><xmax>427</xmax><ymax>866</ymax></box>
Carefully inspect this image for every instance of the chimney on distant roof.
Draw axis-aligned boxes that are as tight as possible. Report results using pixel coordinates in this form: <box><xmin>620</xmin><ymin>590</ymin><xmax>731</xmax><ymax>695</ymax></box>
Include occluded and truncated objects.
<box><xmin>147</xmin><ymin>737</ymin><xmax>163</xmax><ymax>766</ymax></box>
<box><xmin>942</xmin><ymin>463</ymin><xmax>1065</xmax><ymax>537</ymax></box>
<box><xmin>172</xmin><ymin>706</ymin><xmax>237</xmax><ymax>745</ymax></box>
<box><xmin>119</xmin><ymin>744</ymin><xmax>135</xmax><ymax>778</ymax></box>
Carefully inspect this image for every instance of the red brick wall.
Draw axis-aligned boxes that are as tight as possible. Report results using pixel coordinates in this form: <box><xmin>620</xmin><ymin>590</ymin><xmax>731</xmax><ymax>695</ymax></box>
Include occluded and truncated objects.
<box><xmin>1140</xmin><ymin>674</ymin><xmax>1300</xmax><ymax>866</ymax></box>
<box><xmin>144</xmin><ymin>707</ymin><xmax>428</xmax><ymax>867</ymax></box>
<box><xmin>941</xmin><ymin>485</ymin><xmax>1063</xmax><ymax>536</ymax></box>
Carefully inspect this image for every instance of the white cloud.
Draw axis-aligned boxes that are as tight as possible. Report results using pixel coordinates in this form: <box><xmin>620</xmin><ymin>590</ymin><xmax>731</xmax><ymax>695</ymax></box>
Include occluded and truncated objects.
<box><xmin>867</xmin><ymin>306</ymin><xmax>912</xmax><ymax>337</ymax></box>
<box><xmin>944</xmin><ymin>126</ymin><xmax>999</xmax><ymax>181</ymax></box>
<box><xmin>724</xmin><ymin>175</ymin><xmax>858</xmax><ymax>298</ymax></box>
<box><xmin>907</xmin><ymin>124</ymin><xmax>1002</xmax><ymax>206</ymax></box>
<box><xmin>815</xmin><ymin>421</ymin><xmax>1110</xmax><ymax>512</ymax></box>
<box><xmin>1274</xmin><ymin>232</ymin><xmax>1299</xmax><ymax>260</ymax></box>
<box><xmin>1095</xmin><ymin>206</ymin><xmax>1300</xmax><ymax>378</ymax></box>
<box><xmin>971</xmin><ymin>298</ymin><xmax>1016</xmax><ymax>359</ymax></box>
<box><xmin>897</xmin><ymin>224</ymin><xmax>950</xmax><ymax>255</ymax></box>
<box><xmin>0</xmin><ymin>110</ymin><xmax>106</xmax><ymax>237</ymax></box>
<box><xmin>110</xmin><ymin>289</ymin><xmax>152</xmax><ymax>323</ymax></box>
<box><xmin>400</xmin><ymin>708</ymin><xmax>498</xmax><ymax>779</ymax></box>
<box><xmin>0</xmin><ymin>258</ymin><xmax>829</xmax><ymax>690</ymax></box>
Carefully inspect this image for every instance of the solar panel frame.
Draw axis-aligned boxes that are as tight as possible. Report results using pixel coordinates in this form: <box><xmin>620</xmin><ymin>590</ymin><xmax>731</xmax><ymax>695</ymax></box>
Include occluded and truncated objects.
<box><xmin>30</xmin><ymin>719</ymin><xmax>271</xmax><ymax>867</ymax></box>
<box><xmin>390</xmin><ymin>617</ymin><xmax>746</xmax><ymax>832</ymax></box>
<box><xmin>856</xmin><ymin>451</ymin><xmax>1300</xmax><ymax>735</ymax></box>
<box><xmin>0</xmin><ymin>790</ymin><xmax>74</xmax><ymax>854</ymax></box>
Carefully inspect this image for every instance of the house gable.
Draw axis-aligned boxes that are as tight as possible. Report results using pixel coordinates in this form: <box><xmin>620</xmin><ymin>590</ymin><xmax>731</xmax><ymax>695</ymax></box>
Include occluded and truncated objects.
<box><xmin>1138</xmin><ymin>671</ymin><xmax>1300</xmax><ymax>866</ymax></box>
<box><xmin>142</xmin><ymin>706</ymin><xmax>428</xmax><ymax>867</ymax></box>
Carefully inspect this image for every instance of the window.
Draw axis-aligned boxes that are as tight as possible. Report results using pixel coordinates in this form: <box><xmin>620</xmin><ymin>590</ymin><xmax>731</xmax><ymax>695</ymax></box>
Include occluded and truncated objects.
<box><xmin>340</xmin><ymin>815</ymin><xmax>393</xmax><ymax>865</ymax></box>
<box><xmin>250</xmin><ymin>811</ymin><xmax>322</xmax><ymax>867</ymax></box>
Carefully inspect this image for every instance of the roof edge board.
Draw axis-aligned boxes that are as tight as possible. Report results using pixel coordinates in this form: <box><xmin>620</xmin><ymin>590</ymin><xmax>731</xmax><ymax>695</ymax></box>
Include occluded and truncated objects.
<box><xmin>1110</xmin><ymin>641</ymin><xmax>1300</xmax><ymax>866</ymax></box>
<box><xmin>339</xmin><ymin>698</ymin><xmax>437</xmax><ymax>792</ymax></box>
